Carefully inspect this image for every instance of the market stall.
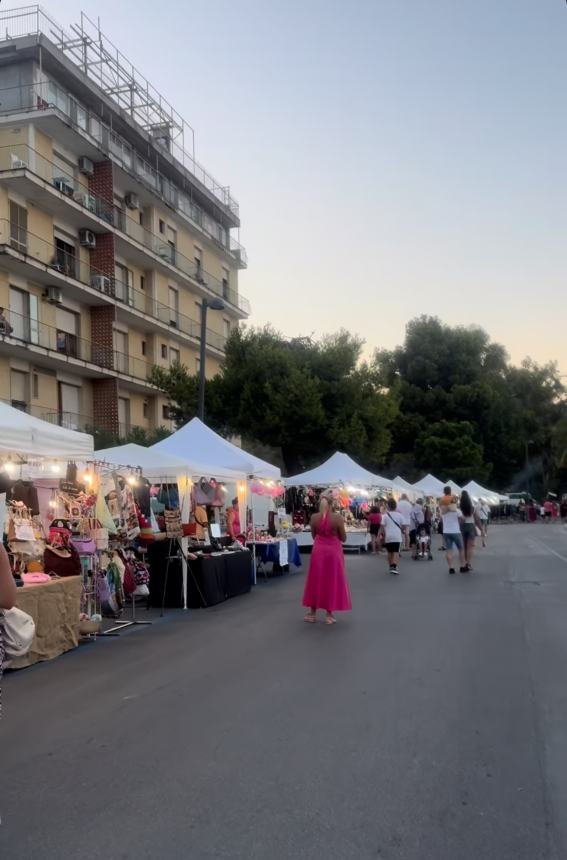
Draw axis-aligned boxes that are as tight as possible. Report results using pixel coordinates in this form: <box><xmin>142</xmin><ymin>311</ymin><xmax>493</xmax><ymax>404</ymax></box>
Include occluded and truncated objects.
<box><xmin>411</xmin><ymin>474</ymin><xmax>446</xmax><ymax>497</ymax></box>
<box><xmin>0</xmin><ymin>402</ymin><xmax>95</xmax><ymax>667</ymax></box>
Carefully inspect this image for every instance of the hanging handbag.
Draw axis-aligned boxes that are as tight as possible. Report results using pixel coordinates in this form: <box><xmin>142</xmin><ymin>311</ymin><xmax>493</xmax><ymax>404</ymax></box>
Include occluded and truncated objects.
<box><xmin>94</xmin><ymin>527</ymin><xmax>109</xmax><ymax>550</ymax></box>
<box><xmin>0</xmin><ymin>607</ymin><xmax>36</xmax><ymax>662</ymax></box>
<box><xmin>72</xmin><ymin>536</ymin><xmax>96</xmax><ymax>555</ymax></box>
<box><xmin>164</xmin><ymin>508</ymin><xmax>182</xmax><ymax>538</ymax></box>
<box><xmin>44</xmin><ymin>545</ymin><xmax>82</xmax><ymax>578</ymax></box>
<box><xmin>133</xmin><ymin>561</ymin><xmax>150</xmax><ymax>586</ymax></box>
<box><xmin>193</xmin><ymin>478</ymin><xmax>216</xmax><ymax>506</ymax></box>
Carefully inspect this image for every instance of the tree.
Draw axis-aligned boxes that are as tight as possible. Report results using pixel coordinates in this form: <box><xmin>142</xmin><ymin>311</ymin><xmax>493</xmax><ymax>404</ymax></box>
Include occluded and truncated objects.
<box><xmin>150</xmin><ymin>327</ymin><xmax>398</xmax><ymax>474</ymax></box>
<box><xmin>414</xmin><ymin>421</ymin><xmax>487</xmax><ymax>483</ymax></box>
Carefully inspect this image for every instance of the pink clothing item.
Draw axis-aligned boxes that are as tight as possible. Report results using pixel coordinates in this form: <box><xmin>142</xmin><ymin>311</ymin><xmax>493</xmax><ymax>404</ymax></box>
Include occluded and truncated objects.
<box><xmin>302</xmin><ymin>514</ymin><xmax>352</xmax><ymax>612</ymax></box>
<box><xmin>367</xmin><ymin>513</ymin><xmax>382</xmax><ymax>526</ymax></box>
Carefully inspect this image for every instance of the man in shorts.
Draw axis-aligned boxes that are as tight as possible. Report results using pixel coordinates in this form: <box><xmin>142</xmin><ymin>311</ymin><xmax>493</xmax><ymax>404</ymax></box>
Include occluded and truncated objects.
<box><xmin>379</xmin><ymin>497</ymin><xmax>405</xmax><ymax>574</ymax></box>
<box><xmin>439</xmin><ymin>485</ymin><xmax>466</xmax><ymax>574</ymax></box>
<box><xmin>409</xmin><ymin>498</ymin><xmax>425</xmax><ymax>559</ymax></box>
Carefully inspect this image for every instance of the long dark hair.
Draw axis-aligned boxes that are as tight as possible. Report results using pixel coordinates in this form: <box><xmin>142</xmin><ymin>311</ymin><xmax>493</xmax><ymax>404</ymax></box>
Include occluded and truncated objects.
<box><xmin>460</xmin><ymin>490</ymin><xmax>473</xmax><ymax>518</ymax></box>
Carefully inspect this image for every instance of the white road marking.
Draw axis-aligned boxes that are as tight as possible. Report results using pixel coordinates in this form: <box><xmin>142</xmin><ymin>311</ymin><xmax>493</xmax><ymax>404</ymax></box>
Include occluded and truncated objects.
<box><xmin>530</xmin><ymin>538</ymin><xmax>567</xmax><ymax>565</ymax></box>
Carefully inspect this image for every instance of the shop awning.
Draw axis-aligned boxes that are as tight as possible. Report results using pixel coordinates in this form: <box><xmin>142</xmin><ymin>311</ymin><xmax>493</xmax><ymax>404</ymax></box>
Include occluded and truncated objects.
<box><xmin>152</xmin><ymin>418</ymin><xmax>280</xmax><ymax>479</ymax></box>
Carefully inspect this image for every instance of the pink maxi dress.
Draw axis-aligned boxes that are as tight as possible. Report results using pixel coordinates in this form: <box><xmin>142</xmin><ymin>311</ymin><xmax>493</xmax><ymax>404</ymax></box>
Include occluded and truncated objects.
<box><xmin>302</xmin><ymin>514</ymin><xmax>352</xmax><ymax>612</ymax></box>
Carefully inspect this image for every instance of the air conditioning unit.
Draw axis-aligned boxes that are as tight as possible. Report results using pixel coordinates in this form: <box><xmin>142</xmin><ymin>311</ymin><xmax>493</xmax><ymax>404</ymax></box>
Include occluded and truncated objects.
<box><xmin>79</xmin><ymin>228</ymin><xmax>96</xmax><ymax>248</ymax></box>
<box><xmin>45</xmin><ymin>286</ymin><xmax>63</xmax><ymax>304</ymax></box>
<box><xmin>54</xmin><ymin>176</ymin><xmax>74</xmax><ymax>197</ymax></box>
<box><xmin>10</xmin><ymin>153</ymin><xmax>27</xmax><ymax>169</ymax></box>
<box><xmin>91</xmin><ymin>274</ymin><xmax>111</xmax><ymax>294</ymax></box>
<box><xmin>78</xmin><ymin>156</ymin><xmax>94</xmax><ymax>177</ymax></box>
<box><xmin>78</xmin><ymin>193</ymin><xmax>97</xmax><ymax>213</ymax></box>
<box><xmin>158</xmin><ymin>245</ymin><xmax>172</xmax><ymax>260</ymax></box>
<box><xmin>125</xmin><ymin>192</ymin><xmax>140</xmax><ymax>210</ymax></box>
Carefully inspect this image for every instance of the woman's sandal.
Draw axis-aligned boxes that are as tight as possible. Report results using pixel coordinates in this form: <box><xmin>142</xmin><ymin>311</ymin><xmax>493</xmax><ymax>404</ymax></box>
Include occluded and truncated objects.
<box><xmin>304</xmin><ymin>614</ymin><xmax>316</xmax><ymax>623</ymax></box>
<box><xmin>325</xmin><ymin>616</ymin><xmax>337</xmax><ymax>625</ymax></box>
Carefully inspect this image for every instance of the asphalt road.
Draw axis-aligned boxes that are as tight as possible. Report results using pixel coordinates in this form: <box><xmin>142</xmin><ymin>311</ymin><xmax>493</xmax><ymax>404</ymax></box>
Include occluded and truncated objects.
<box><xmin>2</xmin><ymin>524</ymin><xmax>567</xmax><ymax>859</ymax></box>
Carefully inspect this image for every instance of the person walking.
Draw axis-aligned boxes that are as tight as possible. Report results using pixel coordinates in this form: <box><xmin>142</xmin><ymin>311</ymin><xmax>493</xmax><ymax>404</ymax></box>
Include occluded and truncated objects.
<box><xmin>409</xmin><ymin>498</ymin><xmax>425</xmax><ymax>560</ymax></box>
<box><xmin>0</xmin><ymin>544</ymin><xmax>18</xmax><ymax>701</ymax></box>
<box><xmin>478</xmin><ymin>498</ymin><xmax>490</xmax><ymax>546</ymax></box>
<box><xmin>379</xmin><ymin>497</ymin><xmax>405</xmax><ymax>574</ymax></box>
<box><xmin>396</xmin><ymin>493</ymin><xmax>413</xmax><ymax>551</ymax></box>
<box><xmin>460</xmin><ymin>491</ymin><xmax>482</xmax><ymax>571</ymax></box>
<box><xmin>366</xmin><ymin>502</ymin><xmax>382</xmax><ymax>554</ymax></box>
<box><xmin>302</xmin><ymin>496</ymin><xmax>352</xmax><ymax>625</ymax></box>
<box><xmin>439</xmin><ymin>485</ymin><xmax>466</xmax><ymax>574</ymax></box>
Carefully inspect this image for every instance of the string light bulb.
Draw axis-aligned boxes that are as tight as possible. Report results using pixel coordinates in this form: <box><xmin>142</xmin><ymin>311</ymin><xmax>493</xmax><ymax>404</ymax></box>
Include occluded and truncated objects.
<box><xmin>127</xmin><ymin>475</ymin><xmax>137</xmax><ymax>487</ymax></box>
<box><xmin>82</xmin><ymin>472</ymin><xmax>93</xmax><ymax>485</ymax></box>
<box><xmin>50</xmin><ymin>462</ymin><xmax>62</xmax><ymax>474</ymax></box>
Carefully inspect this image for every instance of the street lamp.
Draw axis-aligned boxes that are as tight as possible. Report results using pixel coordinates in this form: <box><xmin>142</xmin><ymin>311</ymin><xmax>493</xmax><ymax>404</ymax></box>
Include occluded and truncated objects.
<box><xmin>198</xmin><ymin>297</ymin><xmax>225</xmax><ymax>421</ymax></box>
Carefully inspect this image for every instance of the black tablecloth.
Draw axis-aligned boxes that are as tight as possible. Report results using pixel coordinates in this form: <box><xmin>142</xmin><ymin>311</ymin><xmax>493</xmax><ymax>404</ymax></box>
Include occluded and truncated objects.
<box><xmin>147</xmin><ymin>542</ymin><xmax>252</xmax><ymax>609</ymax></box>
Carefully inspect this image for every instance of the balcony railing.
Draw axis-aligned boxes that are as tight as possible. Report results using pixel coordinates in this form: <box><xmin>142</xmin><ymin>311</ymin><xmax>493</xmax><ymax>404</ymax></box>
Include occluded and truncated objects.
<box><xmin>0</xmin><ymin>74</ymin><xmax>243</xmax><ymax>246</ymax></box>
<box><xmin>0</xmin><ymin>306</ymin><xmax>153</xmax><ymax>383</ymax></box>
<box><xmin>0</xmin><ymin>220</ymin><xmax>228</xmax><ymax>353</ymax></box>
<box><xmin>0</xmin><ymin>6</ymin><xmax>240</xmax><ymax>218</ymax></box>
<box><xmin>0</xmin><ymin>141</ymin><xmax>250</xmax><ymax>313</ymax></box>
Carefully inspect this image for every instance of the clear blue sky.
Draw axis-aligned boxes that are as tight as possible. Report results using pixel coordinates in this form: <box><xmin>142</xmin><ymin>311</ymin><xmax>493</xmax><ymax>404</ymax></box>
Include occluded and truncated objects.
<box><xmin>13</xmin><ymin>1</ymin><xmax>567</xmax><ymax>370</ymax></box>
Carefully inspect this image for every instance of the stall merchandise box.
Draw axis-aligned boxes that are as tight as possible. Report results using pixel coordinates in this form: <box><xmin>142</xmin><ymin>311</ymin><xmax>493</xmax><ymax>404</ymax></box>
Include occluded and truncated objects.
<box><xmin>11</xmin><ymin>576</ymin><xmax>82</xmax><ymax>669</ymax></box>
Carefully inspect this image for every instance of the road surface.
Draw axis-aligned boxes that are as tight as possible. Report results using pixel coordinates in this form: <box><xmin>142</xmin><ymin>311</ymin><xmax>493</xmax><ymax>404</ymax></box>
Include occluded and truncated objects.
<box><xmin>2</xmin><ymin>524</ymin><xmax>567</xmax><ymax>859</ymax></box>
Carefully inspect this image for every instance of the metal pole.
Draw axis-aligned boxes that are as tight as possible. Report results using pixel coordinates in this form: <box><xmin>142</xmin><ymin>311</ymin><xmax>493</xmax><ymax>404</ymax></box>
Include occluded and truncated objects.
<box><xmin>197</xmin><ymin>301</ymin><xmax>207</xmax><ymax>421</ymax></box>
<box><xmin>525</xmin><ymin>440</ymin><xmax>530</xmax><ymax>498</ymax></box>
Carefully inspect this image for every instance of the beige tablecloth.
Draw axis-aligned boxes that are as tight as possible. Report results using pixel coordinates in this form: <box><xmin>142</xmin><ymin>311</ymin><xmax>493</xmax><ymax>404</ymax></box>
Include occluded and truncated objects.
<box><xmin>11</xmin><ymin>576</ymin><xmax>81</xmax><ymax>669</ymax></box>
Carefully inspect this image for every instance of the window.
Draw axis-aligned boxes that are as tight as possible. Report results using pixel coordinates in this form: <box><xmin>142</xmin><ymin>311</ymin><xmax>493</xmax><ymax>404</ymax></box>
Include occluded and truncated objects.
<box><xmin>170</xmin><ymin>347</ymin><xmax>180</xmax><ymax>365</ymax></box>
<box><xmin>115</xmin><ymin>263</ymin><xmax>134</xmax><ymax>305</ymax></box>
<box><xmin>141</xmin><ymin>340</ymin><xmax>146</xmax><ymax>356</ymax></box>
<box><xmin>113</xmin><ymin>195</ymin><xmax>125</xmax><ymax>231</ymax></box>
<box><xmin>10</xmin><ymin>369</ymin><xmax>28</xmax><ymax>411</ymax></box>
<box><xmin>143</xmin><ymin>400</ymin><xmax>149</xmax><ymax>419</ymax></box>
<box><xmin>54</xmin><ymin>236</ymin><xmax>76</xmax><ymax>278</ymax></box>
<box><xmin>139</xmin><ymin>211</ymin><xmax>144</xmax><ymax>226</ymax></box>
<box><xmin>161</xmin><ymin>344</ymin><xmax>168</xmax><ymax>359</ymax></box>
<box><xmin>223</xmin><ymin>319</ymin><xmax>231</xmax><ymax>340</ymax></box>
<box><xmin>195</xmin><ymin>357</ymin><xmax>201</xmax><ymax>375</ymax></box>
<box><xmin>58</xmin><ymin>383</ymin><xmax>81</xmax><ymax>429</ymax></box>
<box><xmin>195</xmin><ymin>301</ymin><xmax>202</xmax><ymax>323</ymax></box>
<box><xmin>222</xmin><ymin>268</ymin><xmax>230</xmax><ymax>301</ymax></box>
<box><xmin>167</xmin><ymin>226</ymin><xmax>176</xmax><ymax>265</ymax></box>
<box><xmin>168</xmin><ymin>286</ymin><xmax>179</xmax><ymax>327</ymax></box>
<box><xmin>52</xmin><ymin>151</ymin><xmax>75</xmax><ymax>193</ymax></box>
<box><xmin>114</xmin><ymin>331</ymin><xmax>129</xmax><ymax>374</ymax></box>
<box><xmin>56</xmin><ymin>308</ymin><xmax>79</xmax><ymax>358</ymax></box>
<box><xmin>159</xmin><ymin>219</ymin><xmax>165</xmax><ymax>234</ymax></box>
<box><xmin>32</xmin><ymin>372</ymin><xmax>39</xmax><ymax>399</ymax></box>
<box><xmin>9</xmin><ymin>287</ymin><xmax>33</xmax><ymax>342</ymax></box>
<box><xmin>162</xmin><ymin>404</ymin><xmax>171</xmax><ymax>420</ymax></box>
<box><xmin>10</xmin><ymin>201</ymin><xmax>27</xmax><ymax>253</ymax></box>
<box><xmin>118</xmin><ymin>397</ymin><xmax>130</xmax><ymax>434</ymax></box>
<box><xmin>140</xmin><ymin>275</ymin><xmax>145</xmax><ymax>291</ymax></box>
<box><xmin>194</xmin><ymin>247</ymin><xmax>202</xmax><ymax>279</ymax></box>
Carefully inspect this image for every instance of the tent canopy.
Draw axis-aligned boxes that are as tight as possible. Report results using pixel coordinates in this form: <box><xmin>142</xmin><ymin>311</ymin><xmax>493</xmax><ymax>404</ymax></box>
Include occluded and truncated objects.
<box><xmin>462</xmin><ymin>480</ymin><xmax>500</xmax><ymax>505</ymax></box>
<box><xmin>444</xmin><ymin>479</ymin><xmax>462</xmax><ymax>496</ymax></box>
<box><xmin>152</xmin><ymin>418</ymin><xmax>280</xmax><ymax>479</ymax></box>
<box><xmin>92</xmin><ymin>443</ymin><xmax>242</xmax><ymax>481</ymax></box>
<box><xmin>285</xmin><ymin>452</ymin><xmax>384</xmax><ymax>488</ymax></box>
<box><xmin>394</xmin><ymin>476</ymin><xmax>415</xmax><ymax>492</ymax></box>
<box><xmin>0</xmin><ymin>401</ymin><xmax>94</xmax><ymax>458</ymax></box>
<box><xmin>412</xmin><ymin>473</ymin><xmax>446</xmax><ymax>497</ymax></box>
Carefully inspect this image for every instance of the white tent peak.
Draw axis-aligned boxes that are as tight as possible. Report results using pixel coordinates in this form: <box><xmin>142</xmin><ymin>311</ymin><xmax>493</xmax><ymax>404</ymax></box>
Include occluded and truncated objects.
<box><xmin>152</xmin><ymin>417</ymin><xmax>280</xmax><ymax>479</ymax></box>
<box><xmin>0</xmin><ymin>401</ymin><xmax>93</xmax><ymax>458</ymax></box>
<box><xmin>285</xmin><ymin>452</ymin><xmax>389</xmax><ymax>488</ymax></box>
<box><xmin>93</xmin><ymin>442</ymin><xmax>242</xmax><ymax>481</ymax></box>
<box><xmin>462</xmin><ymin>480</ymin><xmax>500</xmax><ymax>504</ymax></box>
<box><xmin>412</xmin><ymin>473</ymin><xmax>446</xmax><ymax>497</ymax></box>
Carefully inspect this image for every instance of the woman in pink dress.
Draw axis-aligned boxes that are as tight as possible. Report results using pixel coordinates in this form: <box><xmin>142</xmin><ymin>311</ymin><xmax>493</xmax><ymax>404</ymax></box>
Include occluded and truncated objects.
<box><xmin>302</xmin><ymin>497</ymin><xmax>352</xmax><ymax>625</ymax></box>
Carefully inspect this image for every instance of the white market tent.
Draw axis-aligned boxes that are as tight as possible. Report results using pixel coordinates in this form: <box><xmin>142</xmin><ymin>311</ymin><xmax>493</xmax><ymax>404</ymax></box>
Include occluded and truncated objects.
<box><xmin>462</xmin><ymin>480</ymin><xmax>501</xmax><ymax>505</ymax></box>
<box><xmin>152</xmin><ymin>418</ymin><xmax>280</xmax><ymax>480</ymax></box>
<box><xmin>445</xmin><ymin>479</ymin><xmax>462</xmax><ymax>496</ymax></box>
<box><xmin>412</xmin><ymin>473</ymin><xmax>446</xmax><ymax>497</ymax></box>
<box><xmin>94</xmin><ymin>442</ymin><xmax>241</xmax><ymax>482</ymax></box>
<box><xmin>0</xmin><ymin>401</ymin><xmax>93</xmax><ymax>458</ymax></box>
<box><xmin>285</xmin><ymin>452</ymin><xmax>387</xmax><ymax>488</ymax></box>
<box><xmin>394</xmin><ymin>476</ymin><xmax>415</xmax><ymax>492</ymax></box>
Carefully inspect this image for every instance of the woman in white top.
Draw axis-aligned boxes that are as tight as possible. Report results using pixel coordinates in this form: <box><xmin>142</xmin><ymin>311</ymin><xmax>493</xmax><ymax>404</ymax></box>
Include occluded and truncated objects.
<box><xmin>379</xmin><ymin>497</ymin><xmax>405</xmax><ymax>575</ymax></box>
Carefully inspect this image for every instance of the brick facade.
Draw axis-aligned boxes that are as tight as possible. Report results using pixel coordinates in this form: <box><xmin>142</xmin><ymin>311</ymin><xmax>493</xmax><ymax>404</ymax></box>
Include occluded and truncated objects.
<box><xmin>91</xmin><ymin>304</ymin><xmax>116</xmax><ymax>369</ymax></box>
<box><xmin>88</xmin><ymin>160</ymin><xmax>114</xmax><ymax>206</ymax></box>
<box><xmin>92</xmin><ymin>378</ymin><xmax>119</xmax><ymax>435</ymax></box>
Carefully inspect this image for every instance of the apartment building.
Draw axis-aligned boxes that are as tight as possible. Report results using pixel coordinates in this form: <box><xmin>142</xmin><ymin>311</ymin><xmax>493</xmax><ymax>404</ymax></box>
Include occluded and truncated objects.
<box><xmin>0</xmin><ymin>7</ymin><xmax>249</xmax><ymax>438</ymax></box>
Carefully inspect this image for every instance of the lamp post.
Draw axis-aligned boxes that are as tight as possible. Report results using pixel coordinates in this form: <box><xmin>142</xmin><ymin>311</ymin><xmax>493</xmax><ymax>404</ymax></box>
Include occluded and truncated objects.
<box><xmin>525</xmin><ymin>439</ymin><xmax>534</xmax><ymax>498</ymax></box>
<box><xmin>198</xmin><ymin>297</ymin><xmax>225</xmax><ymax>421</ymax></box>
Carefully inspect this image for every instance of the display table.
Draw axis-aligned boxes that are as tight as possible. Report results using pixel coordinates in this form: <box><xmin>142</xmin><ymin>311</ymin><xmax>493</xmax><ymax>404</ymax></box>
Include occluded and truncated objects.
<box><xmin>10</xmin><ymin>576</ymin><xmax>81</xmax><ymax>669</ymax></box>
<box><xmin>246</xmin><ymin>538</ymin><xmax>302</xmax><ymax>570</ymax></box>
<box><xmin>147</xmin><ymin>542</ymin><xmax>252</xmax><ymax>609</ymax></box>
<box><xmin>295</xmin><ymin>529</ymin><xmax>369</xmax><ymax>552</ymax></box>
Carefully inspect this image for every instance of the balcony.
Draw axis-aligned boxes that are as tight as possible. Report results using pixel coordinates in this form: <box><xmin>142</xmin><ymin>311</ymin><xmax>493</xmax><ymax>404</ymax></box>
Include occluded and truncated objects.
<box><xmin>0</xmin><ymin>143</ymin><xmax>250</xmax><ymax>315</ymax></box>
<box><xmin>0</xmin><ymin>76</ymin><xmax>243</xmax><ymax>241</ymax></box>
<box><xmin>0</xmin><ymin>306</ymin><xmax>154</xmax><ymax>385</ymax></box>
<box><xmin>0</xmin><ymin>221</ymin><xmax>228</xmax><ymax>355</ymax></box>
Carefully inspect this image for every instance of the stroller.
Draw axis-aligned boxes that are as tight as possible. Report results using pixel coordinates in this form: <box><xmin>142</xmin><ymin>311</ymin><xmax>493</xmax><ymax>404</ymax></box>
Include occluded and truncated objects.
<box><xmin>414</xmin><ymin>524</ymin><xmax>433</xmax><ymax>561</ymax></box>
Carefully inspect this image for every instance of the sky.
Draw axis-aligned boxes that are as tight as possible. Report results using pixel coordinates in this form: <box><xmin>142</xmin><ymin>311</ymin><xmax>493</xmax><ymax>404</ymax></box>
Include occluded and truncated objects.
<box><xmin>11</xmin><ymin>0</ymin><xmax>567</xmax><ymax>370</ymax></box>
